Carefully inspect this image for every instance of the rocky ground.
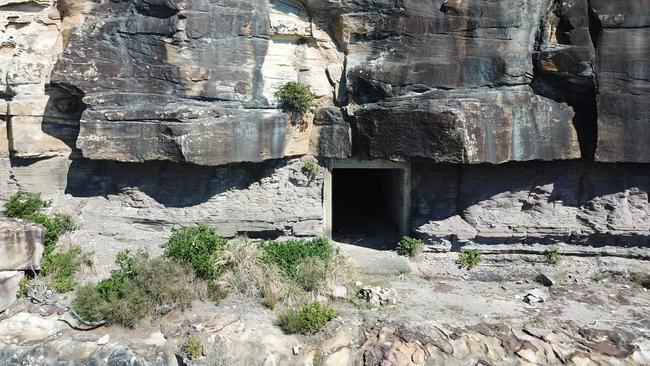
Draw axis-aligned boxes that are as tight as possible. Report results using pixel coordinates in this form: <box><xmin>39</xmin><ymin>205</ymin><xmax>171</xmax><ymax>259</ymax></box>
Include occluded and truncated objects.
<box><xmin>0</xmin><ymin>244</ymin><xmax>648</xmax><ymax>366</ymax></box>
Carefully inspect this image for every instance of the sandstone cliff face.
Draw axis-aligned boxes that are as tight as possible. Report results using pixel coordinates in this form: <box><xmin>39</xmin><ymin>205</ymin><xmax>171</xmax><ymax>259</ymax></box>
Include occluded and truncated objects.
<box><xmin>0</xmin><ymin>0</ymin><xmax>648</xmax><ymax>254</ymax></box>
<box><xmin>48</xmin><ymin>0</ymin><xmax>585</xmax><ymax>165</ymax></box>
<box><xmin>2</xmin><ymin>0</ymin><xmax>646</xmax><ymax>165</ymax></box>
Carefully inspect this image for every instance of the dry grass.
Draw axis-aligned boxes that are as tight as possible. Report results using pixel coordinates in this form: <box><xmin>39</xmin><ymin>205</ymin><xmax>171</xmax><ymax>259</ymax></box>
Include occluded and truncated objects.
<box><xmin>216</xmin><ymin>238</ymin><xmax>354</xmax><ymax>306</ymax></box>
<box><xmin>217</xmin><ymin>238</ymin><xmax>287</xmax><ymax>301</ymax></box>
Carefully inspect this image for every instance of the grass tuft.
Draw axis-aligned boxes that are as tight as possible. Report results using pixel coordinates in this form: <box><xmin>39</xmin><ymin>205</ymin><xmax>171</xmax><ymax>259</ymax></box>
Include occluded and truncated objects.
<box><xmin>458</xmin><ymin>249</ymin><xmax>481</xmax><ymax>270</ymax></box>
<box><xmin>545</xmin><ymin>246</ymin><xmax>562</xmax><ymax>264</ymax></box>
<box><xmin>397</xmin><ymin>236</ymin><xmax>424</xmax><ymax>257</ymax></box>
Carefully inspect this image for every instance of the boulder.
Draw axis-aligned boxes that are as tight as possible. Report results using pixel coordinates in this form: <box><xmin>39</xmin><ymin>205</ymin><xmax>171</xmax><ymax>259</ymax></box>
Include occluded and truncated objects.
<box><xmin>0</xmin><ymin>219</ymin><xmax>45</xmax><ymax>271</ymax></box>
<box><xmin>0</xmin><ymin>271</ymin><xmax>23</xmax><ymax>313</ymax></box>
<box><xmin>354</xmin><ymin>88</ymin><xmax>579</xmax><ymax>163</ymax></box>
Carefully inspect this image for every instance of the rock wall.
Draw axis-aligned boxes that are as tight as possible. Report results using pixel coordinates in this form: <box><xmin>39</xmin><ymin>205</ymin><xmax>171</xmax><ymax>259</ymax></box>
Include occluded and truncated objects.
<box><xmin>411</xmin><ymin>161</ymin><xmax>650</xmax><ymax>255</ymax></box>
<box><xmin>0</xmin><ymin>0</ymin><xmax>648</xmax><ymax>256</ymax></box>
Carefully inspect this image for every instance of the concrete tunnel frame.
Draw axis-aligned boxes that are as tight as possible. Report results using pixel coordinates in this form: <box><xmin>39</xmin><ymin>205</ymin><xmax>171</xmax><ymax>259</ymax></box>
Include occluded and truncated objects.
<box><xmin>323</xmin><ymin>159</ymin><xmax>411</xmax><ymax>241</ymax></box>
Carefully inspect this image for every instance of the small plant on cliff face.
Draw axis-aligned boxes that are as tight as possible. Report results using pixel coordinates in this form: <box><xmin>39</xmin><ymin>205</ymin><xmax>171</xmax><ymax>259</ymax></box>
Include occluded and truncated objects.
<box><xmin>302</xmin><ymin>161</ymin><xmax>321</xmax><ymax>176</ymax></box>
<box><xmin>275</xmin><ymin>81</ymin><xmax>316</xmax><ymax>115</ymax></box>
<box><xmin>545</xmin><ymin>246</ymin><xmax>562</xmax><ymax>264</ymax></box>
<box><xmin>458</xmin><ymin>249</ymin><xmax>481</xmax><ymax>270</ymax></box>
<box><xmin>165</xmin><ymin>225</ymin><xmax>228</xmax><ymax>280</ymax></box>
<box><xmin>397</xmin><ymin>236</ymin><xmax>424</xmax><ymax>257</ymax></box>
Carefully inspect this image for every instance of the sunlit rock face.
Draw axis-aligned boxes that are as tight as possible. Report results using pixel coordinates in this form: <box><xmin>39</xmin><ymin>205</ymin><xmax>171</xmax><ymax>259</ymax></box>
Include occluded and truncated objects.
<box><xmin>51</xmin><ymin>0</ymin><xmax>345</xmax><ymax>165</ymax></box>
<box><xmin>47</xmin><ymin>0</ymin><xmax>588</xmax><ymax>166</ymax></box>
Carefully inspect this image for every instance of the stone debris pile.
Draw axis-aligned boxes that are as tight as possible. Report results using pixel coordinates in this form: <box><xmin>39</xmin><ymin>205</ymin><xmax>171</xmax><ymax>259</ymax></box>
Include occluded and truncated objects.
<box><xmin>358</xmin><ymin>286</ymin><xmax>398</xmax><ymax>307</ymax></box>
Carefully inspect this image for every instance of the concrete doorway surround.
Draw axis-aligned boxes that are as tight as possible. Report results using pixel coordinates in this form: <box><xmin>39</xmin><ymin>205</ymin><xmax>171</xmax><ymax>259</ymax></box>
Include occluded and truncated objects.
<box><xmin>323</xmin><ymin>159</ymin><xmax>411</xmax><ymax>249</ymax></box>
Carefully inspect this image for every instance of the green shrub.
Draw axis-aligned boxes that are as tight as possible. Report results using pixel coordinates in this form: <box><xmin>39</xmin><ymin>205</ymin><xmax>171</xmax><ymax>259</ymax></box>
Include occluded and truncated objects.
<box><xmin>73</xmin><ymin>250</ymin><xmax>196</xmax><ymax>327</ymax></box>
<box><xmin>302</xmin><ymin>161</ymin><xmax>320</xmax><ymax>176</ymax></box>
<box><xmin>458</xmin><ymin>249</ymin><xmax>481</xmax><ymax>270</ymax></box>
<box><xmin>4</xmin><ymin>192</ymin><xmax>48</xmax><ymax>218</ymax></box>
<box><xmin>165</xmin><ymin>225</ymin><xmax>227</xmax><ymax>279</ymax></box>
<box><xmin>216</xmin><ymin>239</ymin><xmax>285</xmax><ymax>301</ymax></box>
<box><xmin>261</xmin><ymin>237</ymin><xmax>335</xmax><ymax>279</ymax></box>
<box><xmin>278</xmin><ymin>302</ymin><xmax>337</xmax><ymax>334</ymax></box>
<box><xmin>24</xmin><ymin>213</ymin><xmax>63</xmax><ymax>255</ymax></box>
<box><xmin>397</xmin><ymin>236</ymin><xmax>424</xmax><ymax>257</ymax></box>
<box><xmin>182</xmin><ymin>336</ymin><xmax>204</xmax><ymax>360</ymax></box>
<box><xmin>41</xmin><ymin>245</ymin><xmax>91</xmax><ymax>293</ymax></box>
<box><xmin>545</xmin><ymin>246</ymin><xmax>561</xmax><ymax>264</ymax></box>
<box><xmin>274</xmin><ymin>81</ymin><xmax>316</xmax><ymax>115</ymax></box>
<box><xmin>53</xmin><ymin>214</ymin><xmax>76</xmax><ymax>232</ymax></box>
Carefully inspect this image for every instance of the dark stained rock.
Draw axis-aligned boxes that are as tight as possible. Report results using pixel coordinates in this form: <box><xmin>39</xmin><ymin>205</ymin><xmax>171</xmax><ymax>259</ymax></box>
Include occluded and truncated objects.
<box><xmin>50</xmin><ymin>0</ymin><xmax>593</xmax><ymax>165</ymax></box>
<box><xmin>309</xmin><ymin>107</ymin><xmax>351</xmax><ymax>158</ymax></box>
<box><xmin>591</xmin><ymin>0</ymin><xmax>650</xmax><ymax>162</ymax></box>
<box><xmin>354</xmin><ymin>87</ymin><xmax>579</xmax><ymax>163</ymax></box>
<box><xmin>50</xmin><ymin>0</ymin><xmax>329</xmax><ymax>165</ymax></box>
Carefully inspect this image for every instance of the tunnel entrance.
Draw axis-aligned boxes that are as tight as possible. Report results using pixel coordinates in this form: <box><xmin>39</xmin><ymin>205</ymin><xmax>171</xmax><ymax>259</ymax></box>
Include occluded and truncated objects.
<box><xmin>325</xmin><ymin>161</ymin><xmax>410</xmax><ymax>250</ymax></box>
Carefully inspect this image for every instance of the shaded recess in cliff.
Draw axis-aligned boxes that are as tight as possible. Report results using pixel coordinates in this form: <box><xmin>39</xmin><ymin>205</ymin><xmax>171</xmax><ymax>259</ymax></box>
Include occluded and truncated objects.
<box><xmin>411</xmin><ymin>160</ymin><xmax>650</xmax><ymax>250</ymax></box>
<box><xmin>41</xmin><ymin>83</ymin><xmax>85</xmax><ymax>151</ymax></box>
<box><xmin>531</xmin><ymin>0</ymin><xmax>599</xmax><ymax>160</ymax></box>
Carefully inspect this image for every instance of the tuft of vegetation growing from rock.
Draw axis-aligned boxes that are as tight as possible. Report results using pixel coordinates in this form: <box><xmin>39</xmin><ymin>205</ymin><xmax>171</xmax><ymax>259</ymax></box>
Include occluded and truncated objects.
<box><xmin>73</xmin><ymin>249</ymin><xmax>196</xmax><ymax>328</ymax></box>
<box><xmin>41</xmin><ymin>245</ymin><xmax>92</xmax><ymax>293</ymax></box>
<box><xmin>261</xmin><ymin>237</ymin><xmax>335</xmax><ymax>279</ymax></box>
<box><xmin>302</xmin><ymin>161</ymin><xmax>320</xmax><ymax>176</ymax></box>
<box><xmin>4</xmin><ymin>192</ymin><xmax>82</xmax><ymax>294</ymax></box>
<box><xmin>545</xmin><ymin>246</ymin><xmax>562</xmax><ymax>264</ymax></box>
<box><xmin>274</xmin><ymin>81</ymin><xmax>316</xmax><ymax>115</ymax></box>
<box><xmin>215</xmin><ymin>238</ymin><xmax>284</xmax><ymax>303</ymax></box>
<box><xmin>397</xmin><ymin>236</ymin><xmax>424</xmax><ymax>257</ymax></box>
<box><xmin>165</xmin><ymin>225</ymin><xmax>228</xmax><ymax>280</ymax></box>
<box><xmin>459</xmin><ymin>249</ymin><xmax>481</xmax><ymax>270</ymax></box>
<box><xmin>277</xmin><ymin>301</ymin><xmax>337</xmax><ymax>334</ymax></box>
<box><xmin>4</xmin><ymin>191</ymin><xmax>49</xmax><ymax>218</ymax></box>
<box><xmin>3</xmin><ymin>192</ymin><xmax>75</xmax><ymax>255</ymax></box>
<box><xmin>181</xmin><ymin>335</ymin><xmax>204</xmax><ymax>360</ymax></box>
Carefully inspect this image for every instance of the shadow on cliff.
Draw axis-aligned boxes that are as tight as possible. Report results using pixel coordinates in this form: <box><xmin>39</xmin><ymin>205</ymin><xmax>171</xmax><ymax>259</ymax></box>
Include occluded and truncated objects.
<box><xmin>411</xmin><ymin>160</ymin><xmax>650</xmax><ymax>247</ymax></box>
<box><xmin>64</xmin><ymin>157</ymin><xmax>282</xmax><ymax>208</ymax></box>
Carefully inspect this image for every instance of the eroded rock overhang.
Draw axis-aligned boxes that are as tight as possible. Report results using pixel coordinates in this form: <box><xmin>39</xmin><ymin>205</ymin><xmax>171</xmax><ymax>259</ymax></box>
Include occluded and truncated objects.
<box><xmin>46</xmin><ymin>0</ymin><xmax>650</xmax><ymax>166</ymax></box>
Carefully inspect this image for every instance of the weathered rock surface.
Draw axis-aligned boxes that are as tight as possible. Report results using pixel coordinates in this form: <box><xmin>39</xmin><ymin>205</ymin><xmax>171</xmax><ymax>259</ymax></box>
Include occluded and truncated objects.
<box><xmin>591</xmin><ymin>0</ymin><xmax>650</xmax><ymax>162</ymax></box>
<box><xmin>1</xmin><ymin>252</ymin><xmax>649</xmax><ymax>365</ymax></box>
<box><xmin>412</xmin><ymin>161</ymin><xmax>650</xmax><ymax>250</ymax></box>
<box><xmin>0</xmin><ymin>271</ymin><xmax>23</xmax><ymax>313</ymax></box>
<box><xmin>44</xmin><ymin>0</ymin><xmax>614</xmax><ymax>165</ymax></box>
<box><xmin>50</xmin><ymin>0</ymin><xmax>345</xmax><ymax>165</ymax></box>
<box><xmin>355</xmin><ymin>87</ymin><xmax>578</xmax><ymax>163</ymax></box>
<box><xmin>0</xmin><ymin>219</ymin><xmax>45</xmax><ymax>270</ymax></box>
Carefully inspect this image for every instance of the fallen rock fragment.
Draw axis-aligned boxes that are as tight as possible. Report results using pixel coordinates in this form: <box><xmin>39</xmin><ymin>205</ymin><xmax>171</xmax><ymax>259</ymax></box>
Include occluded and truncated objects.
<box><xmin>358</xmin><ymin>286</ymin><xmax>398</xmax><ymax>307</ymax></box>
<box><xmin>535</xmin><ymin>272</ymin><xmax>557</xmax><ymax>287</ymax></box>
<box><xmin>523</xmin><ymin>288</ymin><xmax>548</xmax><ymax>304</ymax></box>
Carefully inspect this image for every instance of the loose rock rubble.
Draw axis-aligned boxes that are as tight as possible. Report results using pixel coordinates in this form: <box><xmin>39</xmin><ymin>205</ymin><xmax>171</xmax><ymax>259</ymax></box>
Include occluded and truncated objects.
<box><xmin>358</xmin><ymin>286</ymin><xmax>398</xmax><ymax>307</ymax></box>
